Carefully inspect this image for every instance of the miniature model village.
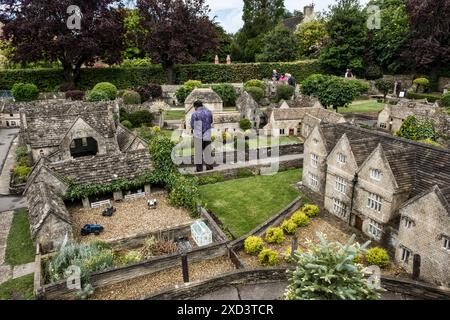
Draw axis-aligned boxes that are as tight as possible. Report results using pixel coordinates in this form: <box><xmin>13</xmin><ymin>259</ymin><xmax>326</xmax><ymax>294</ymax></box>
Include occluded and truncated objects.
<box><xmin>0</xmin><ymin>75</ymin><xmax>449</xmax><ymax>301</ymax></box>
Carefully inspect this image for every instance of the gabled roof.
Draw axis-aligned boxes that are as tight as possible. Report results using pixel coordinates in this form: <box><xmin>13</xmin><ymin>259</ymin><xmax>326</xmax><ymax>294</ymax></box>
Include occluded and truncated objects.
<box><xmin>400</xmin><ymin>185</ymin><xmax>450</xmax><ymax>215</ymax></box>
<box><xmin>185</xmin><ymin>88</ymin><xmax>222</xmax><ymax>105</ymax></box>
<box><xmin>116</xmin><ymin>123</ymin><xmax>148</xmax><ymax>152</ymax></box>
<box><xmin>214</xmin><ymin>112</ymin><xmax>241</xmax><ymax>124</ymax></box>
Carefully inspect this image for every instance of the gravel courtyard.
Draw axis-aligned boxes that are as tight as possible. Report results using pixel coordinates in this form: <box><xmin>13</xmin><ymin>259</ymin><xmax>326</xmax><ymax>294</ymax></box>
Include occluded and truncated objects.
<box><xmin>70</xmin><ymin>193</ymin><xmax>194</xmax><ymax>243</ymax></box>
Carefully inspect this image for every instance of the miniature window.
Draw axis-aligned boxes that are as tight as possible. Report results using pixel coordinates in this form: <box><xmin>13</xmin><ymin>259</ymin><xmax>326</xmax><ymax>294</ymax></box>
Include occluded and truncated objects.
<box><xmin>443</xmin><ymin>237</ymin><xmax>450</xmax><ymax>250</ymax></box>
<box><xmin>403</xmin><ymin>217</ymin><xmax>413</xmax><ymax>229</ymax></box>
<box><xmin>280</xmin><ymin>129</ymin><xmax>285</xmax><ymax>135</ymax></box>
<box><xmin>337</xmin><ymin>153</ymin><xmax>346</xmax><ymax>164</ymax></box>
<box><xmin>333</xmin><ymin>199</ymin><xmax>347</xmax><ymax>218</ymax></box>
<box><xmin>10</xmin><ymin>114</ymin><xmax>13</xmax><ymax>117</ymax></box>
<box><xmin>81</xmin><ymin>137</ymin><xmax>88</xmax><ymax>147</ymax></box>
<box><xmin>401</xmin><ymin>247</ymin><xmax>411</xmax><ymax>263</ymax></box>
<box><xmin>312</xmin><ymin>138</ymin><xmax>319</xmax><ymax>144</ymax></box>
<box><xmin>370</xmin><ymin>169</ymin><xmax>382</xmax><ymax>181</ymax></box>
<box><xmin>367</xmin><ymin>193</ymin><xmax>382</xmax><ymax>212</ymax></box>
<box><xmin>11</xmin><ymin>121</ymin><xmax>16</xmax><ymax>126</ymax></box>
<box><xmin>311</xmin><ymin>154</ymin><xmax>319</xmax><ymax>168</ymax></box>
<box><xmin>380</xmin><ymin>123</ymin><xmax>387</xmax><ymax>129</ymax></box>
<box><xmin>368</xmin><ymin>219</ymin><xmax>383</xmax><ymax>239</ymax></box>
<box><xmin>335</xmin><ymin>176</ymin><xmax>347</xmax><ymax>194</ymax></box>
<box><xmin>309</xmin><ymin>173</ymin><xmax>319</xmax><ymax>189</ymax></box>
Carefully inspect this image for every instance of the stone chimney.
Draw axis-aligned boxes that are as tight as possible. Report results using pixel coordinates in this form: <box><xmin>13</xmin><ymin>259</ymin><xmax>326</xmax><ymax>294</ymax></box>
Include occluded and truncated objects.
<box><xmin>303</xmin><ymin>4</ymin><xmax>315</xmax><ymax>23</ymax></box>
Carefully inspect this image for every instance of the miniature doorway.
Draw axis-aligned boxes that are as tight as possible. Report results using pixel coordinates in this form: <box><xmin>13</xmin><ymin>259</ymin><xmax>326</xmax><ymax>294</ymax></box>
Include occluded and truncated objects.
<box><xmin>412</xmin><ymin>254</ymin><xmax>421</xmax><ymax>280</ymax></box>
<box><xmin>70</xmin><ymin>137</ymin><xmax>99</xmax><ymax>158</ymax></box>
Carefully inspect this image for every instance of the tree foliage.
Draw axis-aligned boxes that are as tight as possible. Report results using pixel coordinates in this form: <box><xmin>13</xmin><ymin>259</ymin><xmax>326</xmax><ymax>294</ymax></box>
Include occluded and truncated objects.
<box><xmin>285</xmin><ymin>234</ymin><xmax>382</xmax><ymax>300</ymax></box>
<box><xmin>396</xmin><ymin>115</ymin><xmax>438</xmax><ymax>142</ymax></box>
<box><xmin>137</xmin><ymin>0</ymin><xmax>217</xmax><ymax>83</ymax></box>
<box><xmin>0</xmin><ymin>0</ymin><xmax>126</xmax><ymax>85</ymax></box>
<box><xmin>256</xmin><ymin>25</ymin><xmax>298</xmax><ymax>62</ymax></box>
<box><xmin>295</xmin><ymin>20</ymin><xmax>329</xmax><ymax>58</ymax></box>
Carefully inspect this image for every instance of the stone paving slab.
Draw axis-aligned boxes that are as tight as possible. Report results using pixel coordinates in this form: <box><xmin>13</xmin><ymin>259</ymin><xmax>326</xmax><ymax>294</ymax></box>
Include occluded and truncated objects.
<box><xmin>0</xmin><ymin>265</ymin><xmax>12</xmax><ymax>285</ymax></box>
<box><xmin>0</xmin><ymin>211</ymin><xmax>13</xmax><ymax>265</ymax></box>
<box><xmin>238</xmin><ymin>282</ymin><xmax>287</xmax><ymax>300</ymax></box>
<box><xmin>12</xmin><ymin>262</ymin><xmax>35</xmax><ymax>279</ymax></box>
<box><xmin>0</xmin><ymin>136</ymin><xmax>19</xmax><ymax>195</ymax></box>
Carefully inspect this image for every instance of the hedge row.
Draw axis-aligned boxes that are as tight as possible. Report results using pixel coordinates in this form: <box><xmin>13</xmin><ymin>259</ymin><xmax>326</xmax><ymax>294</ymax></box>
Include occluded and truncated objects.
<box><xmin>0</xmin><ymin>60</ymin><xmax>321</xmax><ymax>92</ymax></box>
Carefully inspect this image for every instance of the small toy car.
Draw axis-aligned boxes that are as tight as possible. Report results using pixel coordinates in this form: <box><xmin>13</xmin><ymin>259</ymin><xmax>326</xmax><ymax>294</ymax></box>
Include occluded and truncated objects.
<box><xmin>147</xmin><ymin>199</ymin><xmax>157</xmax><ymax>210</ymax></box>
<box><xmin>81</xmin><ymin>224</ymin><xmax>104</xmax><ymax>236</ymax></box>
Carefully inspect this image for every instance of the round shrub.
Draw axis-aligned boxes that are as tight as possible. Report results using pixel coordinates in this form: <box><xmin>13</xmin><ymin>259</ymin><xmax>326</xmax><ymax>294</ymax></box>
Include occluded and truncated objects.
<box><xmin>258</xmin><ymin>248</ymin><xmax>279</xmax><ymax>266</ymax></box>
<box><xmin>283</xmin><ymin>246</ymin><xmax>302</xmax><ymax>263</ymax></box>
<box><xmin>121</xmin><ymin>120</ymin><xmax>133</xmax><ymax>129</ymax></box>
<box><xmin>123</xmin><ymin>90</ymin><xmax>141</xmax><ymax>105</ymax></box>
<box><xmin>265</xmin><ymin>227</ymin><xmax>285</xmax><ymax>244</ymax></box>
<box><xmin>87</xmin><ymin>90</ymin><xmax>109</xmax><ymax>102</ymax></box>
<box><xmin>375</xmin><ymin>79</ymin><xmax>392</xmax><ymax>97</ymax></box>
<box><xmin>302</xmin><ymin>204</ymin><xmax>319</xmax><ymax>218</ymax></box>
<box><xmin>126</xmin><ymin>110</ymin><xmax>153</xmax><ymax>128</ymax></box>
<box><xmin>212</xmin><ymin>84</ymin><xmax>236</xmax><ymax>106</ymax></box>
<box><xmin>244</xmin><ymin>79</ymin><xmax>265</xmax><ymax>91</ymax></box>
<box><xmin>14</xmin><ymin>166</ymin><xmax>31</xmax><ymax>183</ymax></box>
<box><xmin>11</xmin><ymin>83</ymin><xmax>39</xmax><ymax>102</ymax></box>
<box><xmin>441</xmin><ymin>92</ymin><xmax>450</xmax><ymax>108</ymax></box>
<box><xmin>281</xmin><ymin>219</ymin><xmax>297</xmax><ymax>234</ymax></box>
<box><xmin>184</xmin><ymin>80</ymin><xmax>203</xmax><ymax>91</ymax></box>
<box><xmin>135</xmin><ymin>83</ymin><xmax>163</xmax><ymax>102</ymax></box>
<box><xmin>245</xmin><ymin>86</ymin><xmax>264</xmax><ymax>102</ymax></box>
<box><xmin>244</xmin><ymin>236</ymin><xmax>265</xmax><ymax>255</ymax></box>
<box><xmin>276</xmin><ymin>84</ymin><xmax>295</xmax><ymax>102</ymax></box>
<box><xmin>239</xmin><ymin>118</ymin><xmax>252</xmax><ymax>131</ymax></box>
<box><xmin>65</xmin><ymin>90</ymin><xmax>85</xmax><ymax>101</ymax></box>
<box><xmin>175</xmin><ymin>87</ymin><xmax>190</xmax><ymax>104</ymax></box>
<box><xmin>291</xmin><ymin>211</ymin><xmax>310</xmax><ymax>227</ymax></box>
<box><xmin>348</xmin><ymin>79</ymin><xmax>370</xmax><ymax>95</ymax></box>
<box><xmin>413</xmin><ymin>77</ymin><xmax>430</xmax><ymax>88</ymax></box>
<box><xmin>92</xmin><ymin>82</ymin><xmax>117</xmax><ymax>100</ymax></box>
<box><xmin>365</xmin><ymin>247</ymin><xmax>390</xmax><ymax>268</ymax></box>
<box><xmin>301</xmin><ymin>74</ymin><xmax>329</xmax><ymax>96</ymax></box>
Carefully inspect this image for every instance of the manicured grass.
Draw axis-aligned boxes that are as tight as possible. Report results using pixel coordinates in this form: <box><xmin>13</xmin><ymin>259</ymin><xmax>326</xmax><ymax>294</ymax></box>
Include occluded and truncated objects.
<box><xmin>199</xmin><ymin>169</ymin><xmax>302</xmax><ymax>237</ymax></box>
<box><xmin>0</xmin><ymin>274</ymin><xmax>34</xmax><ymax>300</ymax></box>
<box><xmin>165</xmin><ymin>110</ymin><xmax>185</xmax><ymax>120</ymax></box>
<box><xmin>247</xmin><ymin>136</ymin><xmax>301</xmax><ymax>149</ymax></box>
<box><xmin>338</xmin><ymin>100</ymin><xmax>386</xmax><ymax>114</ymax></box>
<box><xmin>5</xmin><ymin>210</ymin><xmax>35</xmax><ymax>266</ymax></box>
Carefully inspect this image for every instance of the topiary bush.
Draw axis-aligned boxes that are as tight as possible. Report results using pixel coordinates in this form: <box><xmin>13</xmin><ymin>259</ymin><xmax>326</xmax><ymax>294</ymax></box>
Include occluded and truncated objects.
<box><xmin>244</xmin><ymin>79</ymin><xmax>265</xmax><ymax>91</ymax></box>
<box><xmin>375</xmin><ymin>79</ymin><xmax>392</xmax><ymax>100</ymax></box>
<box><xmin>14</xmin><ymin>166</ymin><xmax>31</xmax><ymax>183</ymax></box>
<box><xmin>212</xmin><ymin>84</ymin><xmax>236</xmax><ymax>106</ymax></box>
<box><xmin>300</xmin><ymin>74</ymin><xmax>329</xmax><ymax>96</ymax></box>
<box><xmin>302</xmin><ymin>204</ymin><xmax>319</xmax><ymax>218</ymax></box>
<box><xmin>92</xmin><ymin>82</ymin><xmax>117</xmax><ymax>100</ymax></box>
<box><xmin>87</xmin><ymin>90</ymin><xmax>109</xmax><ymax>102</ymax></box>
<box><xmin>244</xmin><ymin>236</ymin><xmax>265</xmax><ymax>255</ymax></box>
<box><xmin>291</xmin><ymin>211</ymin><xmax>310</xmax><ymax>227</ymax></box>
<box><xmin>413</xmin><ymin>77</ymin><xmax>430</xmax><ymax>92</ymax></box>
<box><xmin>396</xmin><ymin>115</ymin><xmax>438</xmax><ymax>142</ymax></box>
<box><xmin>65</xmin><ymin>90</ymin><xmax>85</xmax><ymax>101</ymax></box>
<box><xmin>184</xmin><ymin>80</ymin><xmax>203</xmax><ymax>91</ymax></box>
<box><xmin>365</xmin><ymin>247</ymin><xmax>390</xmax><ymax>268</ymax></box>
<box><xmin>276</xmin><ymin>84</ymin><xmax>295</xmax><ymax>102</ymax></box>
<box><xmin>265</xmin><ymin>227</ymin><xmax>285</xmax><ymax>244</ymax></box>
<box><xmin>121</xmin><ymin>120</ymin><xmax>133</xmax><ymax>129</ymax></box>
<box><xmin>281</xmin><ymin>219</ymin><xmax>297</xmax><ymax>234</ymax></box>
<box><xmin>441</xmin><ymin>92</ymin><xmax>450</xmax><ymax>107</ymax></box>
<box><xmin>406</xmin><ymin>91</ymin><xmax>441</xmax><ymax>103</ymax></box>
<box><xmin>122</xmin><ymin>90</ymin><xmax>141</xmax><ymax>105</ymax></box>
<box><xmin>11</xmin><ymin>83</ymin><xmax>39</xmax><ymax>102</ymax></box>
<box><xmin>126</xmin><ymin>110</ymin><xmax>153</xmax><ymax>128</ymax></box>
<box><xmin>245</xmin><ymin>86</ymin><xmax>264</xmax><ymax>102</ymax></box>
<box><xmin>239</xmin><ymin>118</ymin><xmax>252</xmax><ymax>131</ymax></box>
<box><xmin>258</xmin><ymin>248</ymin><xmax>279</xmax><ymax>266</ymax></box>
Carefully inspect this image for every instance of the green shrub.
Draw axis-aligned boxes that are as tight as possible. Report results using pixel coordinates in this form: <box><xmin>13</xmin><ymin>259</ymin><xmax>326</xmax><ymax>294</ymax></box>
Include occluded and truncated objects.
<box><xmin>122</xmin><ymin>90</ymin><xmax>141</xmax><ymax>105</ymax></box>
<box><xmin>365</xmin><ymin>247</ymin><xmax>390</xmax><ymax>268</ymax></box>
<box><xmin>283</xmin><ymin>246</ymin><xmax>302</xmax><ymax>263</ymax></box>
<box><xmin>397</xmin><ymin>116</ymin><xmax>437</xmax><ymax>142</ymax></box>
<box><xmin>126</xmin><ymin>110</ymin><xmax>153</xmax><ymax>128</ymax></box>
<box><xmin>212</xmin><ymin>84</ymin><xmax>236</xmax><ymax>106</ymax></box>
<box><xmin>245</xmin><ymin>86</ymin><xmax>264</xmax><ymax>102</ymax></box>
<box><xmin>348</xmin><ymin>79</ymin><xmax>370</xmax><ymax>95</ymax></box>
<box><xmin>302</xmin><ymin>204</ymin><xmax>319</xmax><ymax>218</ymax></box>
<box><xmin>196</xmin><ymin>173</ymin><xmax>225</xmax><ymax>186</ymax></box>
<box><xmin>236</xmin><ymin>168</ymin><xmax>254</xmax><ymax>179</ymax></box>
<box><xmin>121</xmin><ymin>120</ymin><xmax>133</xmax><ymax>129</ymax></box>
<box><xmin>265</xmin><ymin>227</ymin><xmax>285</xmax><ymax>244</ymax></box>
<box><xmin>239</xmin><ymin>118</ymin><xmax>252</xmax><ymax>131</ymax></box>
<box><xmin>375</xmin><ymin>79</ymin><xmax>392</xmax><ymax>98</ymax></box>
<box><xmin>175</xmin><ymin>86</ymin><xmax>191</xmax><ymax>104</ymax></box>
<box><xmin>413</xmin><ymin>77</ymin><xmax>430</xmax><ymax>89</ymax></box>
<box><xmin>276</xmin><ymin>84</ymin><xmax>295</xmax><ymax>102</ymax></box>
<box><xmin>418</xmin><ymin>139</ymin><xmax>442</xmax><ymax>148</ymax></box>
<box><xmin>118</xmin><ymin>251</ymin><xmax>142</xmax><ymax>266</ymax></box>
<box><xmin>168</xmin><ymin>174</ymin><xmax>200</xmax><ymax>216</ymax></box>
<box><xmin>301</xmin><ymin>73</ymin><xmax>329</xmax><ymax>96</ymax></box>
<box><xmin>244</xmin><ymin>79</ymin><xmax>265</xmax><ymax>91</ymax></box>
<box><xmin>441</xmin><ymin>92</ymin><xmax>450</xmax><ymax>107</ymax></box>
<box><xmin>135</xmin><ymin>83</ymin><xmax>163</xmax><ymax>102</ymax></box>
<box><xmin>11</xmin><ymin>83</ymin><xmax>39</xmax><ymax>101</ymax></box>
<box><xmin>244</xmin><ymin>236</ymin><xmax>265</xmax><ymax>255</ymax></box>
<box><xmin>184</xmin><ymin>80</ymin><xmax>203</xmax><ymax>91</ymax></box>
<box><xmin>281</xmin><ymin>219</ymin><xmax>297</xmax><ymax>234</ymax></box>
<box><xmin>13</xmin><ymin>166</ymin><xmax>31</xmax><ymax>183</ymax></box>
<box><xmin>15</xmin><ymin>147</ymin><xmax>28</xmax><ymax>159</ymax></box>
<box><xmin>258</xmin><ymin>248</ymin><xmax>279</xmax><ymax>266</ymax></box>
<box><xmin>406</xmin><ymin>91</ymin><xmax>441</xmax><ymax>103</ymax></box>
<box><xmin>291</xmin><ymin>211</ymin><xmax>310</xmax><ymax>227</ymax></box>
<box><xmin>87</xmin><ymin>90</ymin><xmax>109</xmax><ymax>102</ymax></box>
<box><xmin>92</xmin><ymin>82</ymin><xmax>117</xmax><ymax>100</ymax></box>
<box><xmin>120</xmin><ymin>58</ymin><xmax>152</xmax><ymax>68</ymax></box>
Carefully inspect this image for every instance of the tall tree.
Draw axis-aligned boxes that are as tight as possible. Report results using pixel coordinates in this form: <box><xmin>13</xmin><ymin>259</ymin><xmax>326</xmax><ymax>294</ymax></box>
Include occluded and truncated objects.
<box><xmin>402</xmin><ymin>0</ymin><xmax>450</xmax><ymax>78</ymax></box>
<box><xmin>201</xmin><ymin>23</ymin><xmax>233</xmax><ymax>63</ymax></box>
<box><xmin>295</xmin><ymin>20</ymin><xmax>329</xmax><ymax>58</ymax></box>
<box><xmin>319</xmin><ymin>0</ymin><xmax>368</xmax><ymax>75</ymax></box>
<box><xmin>137</xmin><ymin>0</ymin><xmax>217</xmax><ymax>84</ymax></box>
<box><xmin>236</xmin><ymin>0</ymin><xmax>286</xmax><ymax>62</ymax></box>
<box><xmin>256</xmin><ymin>25</ymin><xmax>298</xmax><ymax>62</ymax></box>
<box><xmin>0</xmin><ymin>0</ymin><xmax>126</xmax><ymax>87</ymax></box>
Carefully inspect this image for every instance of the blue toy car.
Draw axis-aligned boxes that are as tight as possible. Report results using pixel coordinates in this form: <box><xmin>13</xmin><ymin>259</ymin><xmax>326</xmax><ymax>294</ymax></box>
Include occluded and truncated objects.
<box><xmin>81</xmin><ymin>224</ymin><xmax>104</xmax><ymax>236</ymax></box>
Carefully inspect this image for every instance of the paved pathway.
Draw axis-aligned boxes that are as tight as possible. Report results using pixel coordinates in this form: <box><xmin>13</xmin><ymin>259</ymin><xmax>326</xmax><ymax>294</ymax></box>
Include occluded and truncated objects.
<box><xmin>0</xmin><ymin>128</ymin><xmax>19</xmax><ymax>172</ymax></box>
<box><xmin>0</xmin><ymin>136</ymin><xmax>19</xmax><ymax>195</ymax></box>
<box><xmin>0</xmin><ymin>196</ymin><xmax>27</xmax><ymax>213</ymax></box>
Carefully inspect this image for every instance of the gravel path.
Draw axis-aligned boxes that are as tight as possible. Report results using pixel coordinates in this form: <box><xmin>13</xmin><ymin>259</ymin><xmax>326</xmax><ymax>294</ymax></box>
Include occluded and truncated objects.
<box><xmin>91</xmin><ymin>256</ymin><xmax>236</xmax><ymax>300</ymax></box>
<box><xmin>71</xmin><ymin>193</ymin><xmax>194</xmax><ymax>243</ymax></box>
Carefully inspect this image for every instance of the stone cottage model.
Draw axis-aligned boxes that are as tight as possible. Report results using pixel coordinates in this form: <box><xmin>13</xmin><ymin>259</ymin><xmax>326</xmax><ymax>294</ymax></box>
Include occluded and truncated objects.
<box><xmin>0</xmin><ymin>102</ymin><xmax>21</xmax><ymax>128</ymax></box>
<box><xmin>19</xmin><ymin>101</ymin><xmax>147</xmax><ymax>163</ymax></box>
<box><xmin>184</xmin><ymin>88</ymin><xmax>240</xmax><ymax>133</ymax></box>
<box><xmin>302</xmin><ymin>122</ymin><xmax>450</xmax><ymax>286</ymax></box>
<box><xmin>264</xmin><ymin>106</ymin><xmax>346</xmax><ymax>138</ymax></box>
<box><xmin>236</xmin><ymin>91</ymin><xmax>261</xmax><ymax>129</ymax></box>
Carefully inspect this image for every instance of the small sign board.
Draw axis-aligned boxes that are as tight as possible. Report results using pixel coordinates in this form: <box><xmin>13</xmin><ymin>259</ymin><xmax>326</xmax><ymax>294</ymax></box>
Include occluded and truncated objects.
<box><xmin>399</xmin><ymin>91</ymin><xmax>406</xmax><ymax>98</ymax></box>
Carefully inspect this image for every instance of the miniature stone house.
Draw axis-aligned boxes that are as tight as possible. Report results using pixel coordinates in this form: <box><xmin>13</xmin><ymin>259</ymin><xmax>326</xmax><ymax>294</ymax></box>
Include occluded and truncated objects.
<box><xmin>302</xmin><ymin>122</ymin><xmax>450</xmax><ymax>285</ymax></box>
<box><xmin>0</xmin><ymin>103</ymin><xmax>21</xmax><ymax>128</ymax></box>
<box><xmin>213</xmin><ymin>112</ymin><xmax>241</xmax><ymax>135</ymax></box>
<box><xmin>236</xmin><ymin>91</ymin><xmax>261</xmax><ymax>129</ymax></box>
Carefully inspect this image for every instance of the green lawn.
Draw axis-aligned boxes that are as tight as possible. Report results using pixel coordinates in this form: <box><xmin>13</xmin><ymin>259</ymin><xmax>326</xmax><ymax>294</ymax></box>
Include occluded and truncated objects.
<box><xmin>199</xmin><ymin>169</ymin><xmax>302</xmax><ymax>237</ymax></box>
<box><xmin>338</xmin><ymin>101</ymin><xmax>386</xmax><ymax>114</ymax></box>
<box><xmin>247</xmin><ymin>136</ymin><xmax>301</xmax><ymax>149</ymax></box>
<box><xmin>5</xmin><ymin>210</ymin><xmax>35</xmax><ymax>266</ymax></box>
<box><xmin>0</xmin><ymin>274</ymin><xmax>34</xmax><ymax>300</ymax></box>
<box><xmin>165</xmin><ymin>110</ymin><xmax>185</xmax><ymax>120</ymax></box>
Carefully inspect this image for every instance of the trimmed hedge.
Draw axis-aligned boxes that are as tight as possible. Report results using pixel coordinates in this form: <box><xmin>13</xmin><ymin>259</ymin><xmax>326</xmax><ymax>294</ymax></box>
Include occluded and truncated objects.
<box><xmin>0</xmin><ymin>60</ymin><xmax>321</xmax><ymax>92</ymax></box>
<box><xmin>406</xmin><ymin>92</ymin><xmax>441</xmax><ymax>103</ymax></box>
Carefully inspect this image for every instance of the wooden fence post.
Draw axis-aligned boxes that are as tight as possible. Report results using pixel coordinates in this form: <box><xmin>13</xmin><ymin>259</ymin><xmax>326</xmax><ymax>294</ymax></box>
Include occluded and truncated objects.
<box><xmin>182</xmin><ymin>254</ymin><xmax>189</xmax><ymax>284</ymax></box>
<box><xmin>291</xmin><ymin>235</ymin><xmax>298</xmax><ymax>260</ymax></box>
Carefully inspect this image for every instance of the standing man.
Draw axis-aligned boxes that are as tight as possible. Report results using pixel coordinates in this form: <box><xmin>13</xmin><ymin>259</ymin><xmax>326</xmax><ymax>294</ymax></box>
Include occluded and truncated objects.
<box><xmin>345</xmin><ymin>69</ymin><xmax>354</xmax><ymax>79</ymax></box>
<box><xmin>190</xmin><ymin>100</ymin><xmax>214</xmax><ymax>172</ymax></box>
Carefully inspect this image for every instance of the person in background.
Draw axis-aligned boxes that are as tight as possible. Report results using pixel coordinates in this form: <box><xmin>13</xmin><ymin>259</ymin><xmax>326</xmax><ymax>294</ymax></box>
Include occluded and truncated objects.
<box><xmin>190</xmin><ymin>100</ymin><xmax>214</xmax><ymax>172</ymax></box>
<box><xmin>279</xmin><ymin>73</ymin><xmax>287</xmax><ymax>82</ymax></box>
<box><xmin>287</xmin><ymin>73</ymin><xmax>297</xmax><ymax>87</ymax></box>
<box><xmin>272</xmin><ymin>69</ymin><xmax>280</xmax><ymax>81</ymax></box>
<box><xmin>345</xmin><ymin>69</ymin><xmax>354</xmax><ymax>79</ymax></box>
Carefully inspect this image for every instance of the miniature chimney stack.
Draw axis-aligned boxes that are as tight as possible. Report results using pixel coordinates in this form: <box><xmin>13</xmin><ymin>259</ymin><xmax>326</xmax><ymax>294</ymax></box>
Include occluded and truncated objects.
<box><xmin>303</xmin><ymin>4</ymin><xmax>316</xmax><ymax>23</ymax></box>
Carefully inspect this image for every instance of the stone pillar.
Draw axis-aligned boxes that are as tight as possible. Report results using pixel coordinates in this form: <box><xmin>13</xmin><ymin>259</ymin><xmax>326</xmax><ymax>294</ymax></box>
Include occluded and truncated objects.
<box><xmin>144</xmin><ymin>184</ymin><xmax>151</xmax><ymax>195</ymax></box>
<box><xmin>82</xmin><ymin>198</ymin><xmax>90</xmax><ymax>209</ymax></box>
<box><xmin>113</xmin><ymin>191</ymin><xmax>123</xmax><ymax>201</ymax></box>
